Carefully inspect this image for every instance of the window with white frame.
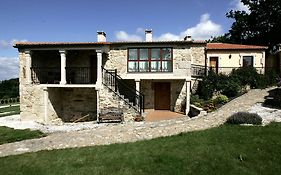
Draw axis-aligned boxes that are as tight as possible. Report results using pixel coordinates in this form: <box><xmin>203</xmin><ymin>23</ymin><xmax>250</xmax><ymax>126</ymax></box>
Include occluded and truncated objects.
<box><xmin>128</xmin><ymin>48</ymin><xmax>172</xmax><ymax>72</ymax></box>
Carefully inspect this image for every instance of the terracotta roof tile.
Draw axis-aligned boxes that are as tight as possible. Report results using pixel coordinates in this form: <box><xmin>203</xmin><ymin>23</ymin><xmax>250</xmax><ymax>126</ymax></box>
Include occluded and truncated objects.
<box><xmin>14</xmin><ymin>40</ymin><xmax>206</xmax><ymax>48</ymax></box>
<box><xmin>207</xmin><ymin>43</ymin><xmax>267</xmax><ymax>50</ymax></box>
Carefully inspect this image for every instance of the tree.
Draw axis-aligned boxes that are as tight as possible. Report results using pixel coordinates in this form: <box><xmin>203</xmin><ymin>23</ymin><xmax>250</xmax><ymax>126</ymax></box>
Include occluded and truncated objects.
<box><xmin>0</xmin><ymin>78</ymin><xmax>19</xmax><ymax>99</ymax></box>
<box><xmin>229</xmin><ymin>0</ymin><xmax>281</xmax><ymax>48</ymax></box>
<box><xmin>212</xmin><ymin>0</ymin><xmax>281</xmax><ymax>50</ymax></box>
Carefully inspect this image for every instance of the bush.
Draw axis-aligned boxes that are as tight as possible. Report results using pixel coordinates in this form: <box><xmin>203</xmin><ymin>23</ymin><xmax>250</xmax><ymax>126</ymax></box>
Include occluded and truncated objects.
<box><xmin>213</xmin><ymin>95</ymin><xmax>229</xmax><ymax>105</ymax></box>
<box><xmin>220</xmin><ymin>79</ymin><xmax>241</xmax><ymax>97</ymax></box>
<box><xmin>226</xmin><ymin>112</ymin><xmax>262</xmax><ymax>125</ymax></box>
<box><xmin>198</xmin><ymin>70</ymin><xmax>219</xmax><ymax>100</ymax></box>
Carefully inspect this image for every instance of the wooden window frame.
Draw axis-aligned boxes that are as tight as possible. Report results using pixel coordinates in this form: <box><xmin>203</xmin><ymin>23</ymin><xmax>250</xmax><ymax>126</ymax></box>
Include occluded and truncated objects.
<box><xmin>127</xmin><ymin>47</ymin><xmax>173</xmax><ymax>73</ymax></box>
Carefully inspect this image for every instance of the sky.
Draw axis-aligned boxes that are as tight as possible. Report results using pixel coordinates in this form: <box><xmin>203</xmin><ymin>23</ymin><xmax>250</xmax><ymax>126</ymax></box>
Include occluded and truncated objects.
<box><xmin>0</xmin><ymin>0</ymin><xmax>248</xmax><ymax>81</ymax></box>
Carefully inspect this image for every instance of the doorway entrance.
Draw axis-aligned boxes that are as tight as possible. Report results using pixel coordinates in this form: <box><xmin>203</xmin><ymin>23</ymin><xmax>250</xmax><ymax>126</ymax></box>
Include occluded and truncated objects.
<box><xmin>210</xmin><ymin>57</ymin><xmax>219</xmax><ymax>73</ymax></box>
<box><xmin>154</xmin><ymin>82</ymin><xmax>170</xmax><ymax>110</ymax></box>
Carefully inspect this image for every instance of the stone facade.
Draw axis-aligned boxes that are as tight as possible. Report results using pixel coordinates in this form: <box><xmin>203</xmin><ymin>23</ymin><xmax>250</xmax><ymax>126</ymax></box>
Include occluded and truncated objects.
<box><xmin>105</xmin><ymin>48</ymin><xmax>127</xmax><ymax>75</ymax></box>
<box><xmin>17</xmin><ymin>41</ymin><xmax>205</xmax><ymax>123</ymax></box>
<box><xmin>98</xmin><ymin>86</ymin><xmax>139</xmax><ymax>122</ymax></box>
<box><xmin>191</xmin><ymin>45</ymin><xmax>206</xmax><ymax>65</ymax></box>
<box><xmin>105</xmin><ymin>44</ymin><xmax>205</xmax><ymax>78</ymax></box>
<box><xmin>141</xmin><ymin>80</ymin><xmax>187</xmax><ymax>113</ymax></box>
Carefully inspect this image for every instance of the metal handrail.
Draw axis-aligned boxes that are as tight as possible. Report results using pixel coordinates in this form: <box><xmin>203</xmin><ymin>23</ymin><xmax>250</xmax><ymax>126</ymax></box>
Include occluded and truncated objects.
<box><xmin>191</xmin><ymin>64</ymin><xmax>276</xmax><ymax>77</ymax></box>
<box><xmin>102</xmin><ymin>67</ymin><xmax>144</xmax><ymax>115</ymax></box>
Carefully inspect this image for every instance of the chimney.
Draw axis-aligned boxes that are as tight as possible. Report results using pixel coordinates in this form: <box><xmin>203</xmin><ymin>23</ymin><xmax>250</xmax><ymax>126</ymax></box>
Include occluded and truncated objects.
<box><xmin>145</xmin><ymin>29</ymin><xmax>153</xmax><ymax>42</ymax></box>
<box><xmin>97</xmin><ymin>31</ymin><xmax>106</xmax><ymax>42</ymax></box>
<box><xmin>184</xmin><ymin>35</ymin><xmax>193</xmax><ymax>42</ymax></box>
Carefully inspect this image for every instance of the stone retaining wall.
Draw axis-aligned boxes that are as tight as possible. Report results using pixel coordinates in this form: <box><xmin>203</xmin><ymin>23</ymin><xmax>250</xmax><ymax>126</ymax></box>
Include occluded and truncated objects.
<box><xmin>98</xmin><ymin>86</ymin><xmax>139</xmax><ymax>122</ymax></box>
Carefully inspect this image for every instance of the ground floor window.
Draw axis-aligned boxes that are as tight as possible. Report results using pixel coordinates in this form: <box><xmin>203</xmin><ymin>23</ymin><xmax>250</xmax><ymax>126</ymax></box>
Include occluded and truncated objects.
<box><xmin>242</xmin><ymin>56</ymin><xmax>254</xmax><ymax>67</ymax></box>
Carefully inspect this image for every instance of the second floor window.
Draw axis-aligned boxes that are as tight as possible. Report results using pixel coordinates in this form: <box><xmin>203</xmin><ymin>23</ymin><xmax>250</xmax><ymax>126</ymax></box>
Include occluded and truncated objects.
<box><xmin>128</xmin><ymin>48</ymin><xmax>172</xmax><ymax>72</ymax></box>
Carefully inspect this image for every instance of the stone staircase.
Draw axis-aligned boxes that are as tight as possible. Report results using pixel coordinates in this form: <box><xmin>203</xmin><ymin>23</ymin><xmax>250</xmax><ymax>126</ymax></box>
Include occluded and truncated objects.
<box><xmin>100</xmin><ymin>67</ymin><xmax>145</xmax><ymax>122</ymax></box>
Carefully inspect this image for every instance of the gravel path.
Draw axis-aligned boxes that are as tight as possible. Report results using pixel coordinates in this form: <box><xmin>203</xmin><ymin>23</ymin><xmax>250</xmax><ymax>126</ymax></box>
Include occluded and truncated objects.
<box><xmin>0</xmin><ymin>87</ymin><xmax>280</xmax><ymax>157</ymax></box>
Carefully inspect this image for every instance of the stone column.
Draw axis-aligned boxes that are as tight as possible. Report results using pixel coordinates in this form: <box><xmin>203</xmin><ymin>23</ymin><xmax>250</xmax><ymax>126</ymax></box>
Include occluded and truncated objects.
<box><xmin>59</xmin><ymin>50</ymin><xmax>67</xmax><ymax>85</ymax></box>
<box><xmin>135</xmin><ymin>79</ymin><xmax>140</xmax><ymax>93</ymax></box>
<box><xmin>96</xmin><ymin>50</ymin><xmax>103</xmax><ymax>86</ymax></box>
<box><xmin>25</xmin><ymin>50</ymin><xmax>32</xmax><ymax>84</ymax></box>
<box><xmin>43</xmin><ymin>87</ymin><xmax>49</xmax><ymax>123</ymax></box>
<box><xmin>96</xmin><ymin>89</ymin><xmax>100</xmax><ymax>123</ymax></box>
<box><xmin>135</xmin><ymin>79</ymin><xmax>140</xmax><ymax>105</ymax></box>
<box><xmin>185</xmin><ymin>80</ymin><xmax>191</xmax><ymax>115</ymax></box>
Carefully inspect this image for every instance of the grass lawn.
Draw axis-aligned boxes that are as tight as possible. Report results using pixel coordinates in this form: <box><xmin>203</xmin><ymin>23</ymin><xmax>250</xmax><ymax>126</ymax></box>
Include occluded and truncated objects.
<box><xmin>0</xmin><ymin>123</ymin><xmax>281</xmax><ymax>175</ymax></box>
<box><xmin>0</xmin><ymin>126</ymin><xmax>45</xmax><ymax>145</ymax></box>
<box><xmin>0</xmin><ymin>105</ymin><xmax>20</xmax><ymax>117</ymax></box>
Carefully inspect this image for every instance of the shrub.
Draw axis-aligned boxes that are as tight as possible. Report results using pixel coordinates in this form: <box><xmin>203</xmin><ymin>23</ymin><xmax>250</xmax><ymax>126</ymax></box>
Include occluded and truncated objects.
<box><xmin>191</xmin><ymin>95</ymin><xmax>203</xmax><ymax>104</ymax></box>
<box><xmin>226</xmin><ymin>112</ymin><xmax>262</xmax><ymax>125</ymax></box>
<box><xmin>220</xmin><ymin>79</ymin><xmax>241</xmax><ymax>97</ymax></box>
<box><xmin>198</xmin><ymin>70</ymin><xmax>219</xmax><ymax>100</ymax></box>
<box><xmin>213</xmin><ymin>95</ymin><xmax>229</xmax><ymax>105</ymax></box>
<box><xmin>230</xmin><ymin>67</ymin><xmax>260</xmax><ymax>88</ymax></box>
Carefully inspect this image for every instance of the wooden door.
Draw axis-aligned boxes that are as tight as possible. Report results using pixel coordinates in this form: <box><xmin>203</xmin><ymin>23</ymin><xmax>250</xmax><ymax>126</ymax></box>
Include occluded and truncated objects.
<box><xmin>154</xmin><ymin>82</ymin><xmax>170</xmax><ymax>110</ymax></box>
<box><xmin>210</xmin><ymin>57</ymin><xmax>218</xmax><ymax>73</ymax></box>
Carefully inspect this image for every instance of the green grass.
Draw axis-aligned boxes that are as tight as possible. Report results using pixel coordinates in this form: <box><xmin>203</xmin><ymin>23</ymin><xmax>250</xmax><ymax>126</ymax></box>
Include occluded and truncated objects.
<box><xmin>0</xmin><ymin>126</ymin><xmax>45</xmax><ymax>145</ymax></box>
<box><xmin>0</xmin><ymin>105</ymin><xmax>20</xmax><ymax>117</ymax></box>
<box><xmin>1</xmin><ymin>123</ymin><xmax>281</xmax><ymax>175</ymax></box>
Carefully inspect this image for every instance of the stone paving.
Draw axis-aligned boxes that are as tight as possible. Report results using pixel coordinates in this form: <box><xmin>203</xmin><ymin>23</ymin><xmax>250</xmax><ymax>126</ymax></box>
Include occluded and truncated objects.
<box><xmin>0</xmin><ymin>88</ymin><xmax>274</xmax><ymax>157</ymax></box>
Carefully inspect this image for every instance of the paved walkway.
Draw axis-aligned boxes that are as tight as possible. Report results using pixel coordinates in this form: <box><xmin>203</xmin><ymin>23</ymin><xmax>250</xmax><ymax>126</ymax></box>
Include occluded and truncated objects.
<box><xmin>145</xmin><ymin>110</ymin><xmax>185</xmax><ymax>121</ymax></box>
<box><xmin>0</xmin><ymin>88</ymin><xmax>272</xmax><ymax>157</ymax></box>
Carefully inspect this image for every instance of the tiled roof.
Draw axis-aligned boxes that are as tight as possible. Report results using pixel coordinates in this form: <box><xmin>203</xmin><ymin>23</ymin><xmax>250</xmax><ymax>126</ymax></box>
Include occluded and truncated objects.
<box><xmin>13</xmin><ymin>42</ymin><xmax>109</xmax><ymax>47</ymax></box>
<box><xmin>14</xmin><ymin>40</ymin><xmax>206</xmax><ymax>48</ymax></box>
<box><xmin>207</xmin><ymin>43</ymin><xmax>267</xmax><ymax>50</ymax></box>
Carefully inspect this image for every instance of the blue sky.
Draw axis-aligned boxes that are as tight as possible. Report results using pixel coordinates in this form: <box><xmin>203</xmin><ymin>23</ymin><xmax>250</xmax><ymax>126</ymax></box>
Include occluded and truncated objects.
<box><xmin>0</xmin><ymin>0</ymin><xmax>248</xmax><ymax>80</ymax></box>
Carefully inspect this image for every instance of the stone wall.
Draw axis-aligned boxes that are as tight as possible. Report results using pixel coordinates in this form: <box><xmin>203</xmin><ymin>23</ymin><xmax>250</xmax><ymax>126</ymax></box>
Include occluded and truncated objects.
<box><xmin>20</xmin><ymin>85</ymin><xmax>45</xmax><ymax>122</ymax></box>
<box><xmin>191</xmin><ymin>45</ymin><xmax>206</xmax><ymax>65</ymax></box>
<box><xmin>141</xmin><ymin>80</ymin><xmax>187</xmax><ymax>113</ymax></box>
<box><xmin>141</xmin><ymin>80</ymin><xmax>154</xmax><ymax>109</ymax></box>
<box><xmin>105</xmin><ymin>44</ymin><xmax>206</xmax><ymax>78</ymax></box>
<box><xmin>59</xmin><ymin>88</ymin><xmax>97</xmax><ymax>122</ymax></box>
<box><xmin>104</xmin><ymin>48</ymin><xmax>127</xmax><ymax>75</ymax></box>
<box><xmin>171</xmin><ymin>80</ymin><xmax>186</xmax><ymax>113</ymax></box>
<box><xmin>98</xmin><ymin>86</ymin><xmax>139</xmax><ymax>122</ymax></box>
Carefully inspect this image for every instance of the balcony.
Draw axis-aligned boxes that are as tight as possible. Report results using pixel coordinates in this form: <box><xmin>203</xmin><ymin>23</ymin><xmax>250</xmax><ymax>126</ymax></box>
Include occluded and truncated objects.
<box><xmin>191</xmin><ymin>64</ymin><xmax>206</xmax><ymax>77</ymax></box>
<box><xmin>31</xmin><ymin>67</ymin><xmax>97</xmax><ymax>84</ymax></box>
<box><xmin>191</xmin><ymin>65</ymin><xmax>270</xmax><ymax>77</ymax></box>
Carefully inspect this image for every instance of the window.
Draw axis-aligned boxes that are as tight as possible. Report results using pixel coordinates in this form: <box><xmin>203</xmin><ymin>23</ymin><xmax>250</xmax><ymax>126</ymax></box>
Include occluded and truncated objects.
<box><xmin>242</xmin><ymin>56</ymin><xmax>254</xmax><ymax>67</ymax></box>
<box><xmin>128</xmin><ymin>48</ymin><xmax>172</xmax><ymax>72</ymax></box>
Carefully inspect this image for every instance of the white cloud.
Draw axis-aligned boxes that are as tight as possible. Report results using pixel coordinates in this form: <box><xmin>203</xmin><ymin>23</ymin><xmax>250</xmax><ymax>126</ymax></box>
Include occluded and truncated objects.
<box><xmin>115</xmin><ymin>31</ymin><xmax>142</xmax><ymax>41</ymax></box>
<box><xmin>155</xmin><ymin>13</ymin><xmax>223</xmax><ymax>40</ymax></box>
<box><xmin>0</xmin><ymin>39</ymin><xmax>28</xmax><ymax>49</ymax></box>
<box><xmin>179</xmin><ymin>13</ymin><xmax>223</xmax><ymax>40</ymax></box>
<box><xmin>0</xmin><ymin>56</ymin><xmax>19</xmax><ymax>80</ymax></box>
<box><xmin>231</xmin><ymin>0</ymin><xmax>250</xmax><ymax>13</ymax></box>
<box><xmin>115</xmin><ymin>13</ymin><xmax>223</xmax><ymax>41</ymax></box>
<box><xmin>155</xmin><ymin>33</ymin><xmax>180</xmax><ymax>41</ymax></box>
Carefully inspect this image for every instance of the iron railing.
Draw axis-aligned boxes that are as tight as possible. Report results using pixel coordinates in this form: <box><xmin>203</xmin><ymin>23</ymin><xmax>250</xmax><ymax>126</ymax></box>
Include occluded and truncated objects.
<box><xmin>31</xmin><ymin>67</ymin><xmax>96</xmax><ymax>84</ymax></box>
<box><xmin>66</xmin><ymin>67</ymin><xmax>95</xmax><ymax>84</ymax></box>
<box><xmin>31</xmin><ymin>67</ymin><xmax>60</xmax><ymax>84</ymax></box>
<box><xmin>102</xmin><ymin>67</ymin><xmax>145</xmax><ymax>115</ymax></box>
<box><xmin>191</xmin><ymin>65</ymin><xmax>277</xmax><ymax>77</ymax></box>
<box><xmin>191</xmin><ymin>64</ymin><xmax>206</xmax><ymax>77</ymax></box>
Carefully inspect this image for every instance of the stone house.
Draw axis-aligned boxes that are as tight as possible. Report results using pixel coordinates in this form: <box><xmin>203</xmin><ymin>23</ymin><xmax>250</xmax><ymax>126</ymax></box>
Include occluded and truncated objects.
<box><xmin>14</xmin><ymin>30</ymin><xmax>206</xmax><ymax>123</ymax></box>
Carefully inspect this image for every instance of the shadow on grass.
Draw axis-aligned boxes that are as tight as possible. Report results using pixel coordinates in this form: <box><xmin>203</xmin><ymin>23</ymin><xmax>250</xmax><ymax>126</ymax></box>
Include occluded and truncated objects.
<box><xmin>263</xmin><ymin>87</ymin><xmax>281</xmax><ymax>109</ymax></box>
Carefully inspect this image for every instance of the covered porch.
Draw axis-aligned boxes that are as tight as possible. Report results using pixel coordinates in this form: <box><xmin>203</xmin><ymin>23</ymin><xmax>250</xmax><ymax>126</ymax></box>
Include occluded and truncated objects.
<box><xmin>24</xmin><ymin>48</ymin><xmax>107</xmax><ymax>86</ymax></box>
